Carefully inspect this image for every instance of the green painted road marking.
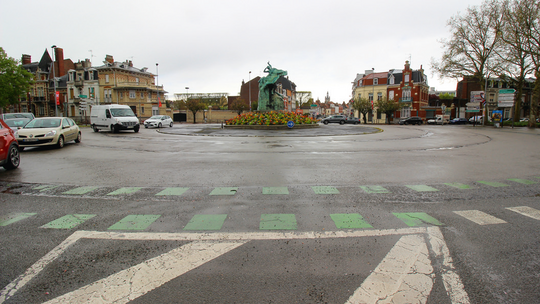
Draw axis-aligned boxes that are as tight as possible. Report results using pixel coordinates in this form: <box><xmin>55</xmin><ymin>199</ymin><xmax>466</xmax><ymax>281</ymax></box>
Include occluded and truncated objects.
<box><xmin>108</xmin><ymin>215</ymin><xmax>161</xmax><ymax>230</ymax></box>
<box><xmin>40</xmin><ymin>214</ymin><xmax>96</xmax><ymax>229</ymax></box>
<box><xmin>106</xmin><ymin>187</ymin><xmax>143</xmax><ymax>196</ymax></box>
<box><xmin>262</xmin><ymin>187</ymin><xmax>289</xmax><ymax>195</ymax></box>
<box><xmin>260</xmin><ymin>214</ymin><xmax>297</xmax><ymax>230</ymax></box>
<box><xmin>477</xmin><ymin>181</ymin><xmax>509</xmax><ymax>187</ymax></box>
<box><xmin>405</xmin><ymin>185</ymin><xmax>439</xmax><ymax>192</ymax></box>
<box><xmin>507</xmin><ymin>178</ymin><xmax>537</xmax><ymax>185</ymax></box>
<box><xmin>63</xmin><ymin>186</ymin><xmax>100</xmax><ymax>195</ymax></box>
<box><xmin>444</xmin><ymin>183</ymin><xmax>472</xmax><ymax>189</ymax></box>
<box><xmin>0</xmin><ymin>213</ymin><xmax>37</xmax><ymax>226</ymax></box>
<box><xmin>183</xmin><ymin>214</ymin><xmax>227</xmax><ymax>231</ymax></box>
<box><xmin>312</xmin><ymin>186</ymin><xmax>339</xmax><ymax>194</ymax></box>
<box><xmin>330</xmin><ymin>213</ymin><xmax>373</xmax><ymax>229</ymax></box>
<box><xmin>209</xmin><ymin>187</ymin><xmax>238</xmax><ymax>195</ymax></box>
<box><xmin>359</xmin><ymin>185</ymin><xmax>391</xmax><ymax>194</ymax></box>
<box><xmin>156</xmin><ymin>187</ymin><xmax>189</xmax><ymax>196</ymax></box>
<box><xmin>33</xmin><ymin>185</ymin><xmax>59</xmax><ymax>192</ymax></box>
<box><xmin>393</xmin><ymin>212</ymin><xmax>444</xmax><ymax>227</ymax></box>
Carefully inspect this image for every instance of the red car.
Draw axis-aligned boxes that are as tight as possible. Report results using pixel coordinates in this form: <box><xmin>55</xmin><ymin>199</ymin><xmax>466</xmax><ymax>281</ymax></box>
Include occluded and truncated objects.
<box><xmin>0</xmin><ymin>119</ymin><xmax>20</xmax><ymax>170</ymax></box>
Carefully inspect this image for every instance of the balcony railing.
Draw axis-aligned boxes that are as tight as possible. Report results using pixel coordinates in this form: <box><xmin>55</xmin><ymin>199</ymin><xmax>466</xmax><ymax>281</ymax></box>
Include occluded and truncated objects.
<box><xmin>399</xmin><ymin>97</ymin><xmax>413</xmax><ymax>103</ymax></box>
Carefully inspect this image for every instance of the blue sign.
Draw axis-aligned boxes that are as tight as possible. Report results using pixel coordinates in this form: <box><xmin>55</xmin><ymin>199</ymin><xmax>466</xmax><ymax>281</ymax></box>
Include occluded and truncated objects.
<box><xmin>287</xmin><ymin>120</ymin><xmax>295</xmax><ymax>128</ymax></box>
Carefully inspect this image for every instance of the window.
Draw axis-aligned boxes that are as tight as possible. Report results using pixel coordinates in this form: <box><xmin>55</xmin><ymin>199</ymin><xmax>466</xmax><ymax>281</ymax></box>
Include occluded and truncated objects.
<box><xmin>105</xmin><ymin>75</ymin><xmax>109</xmax><ymax>83</ymax></box>
<box><xmin>402</xmin><ymin>89</ymin><xmax>411</xmax><ymax>99</ymax></box>
<box><xmin>368</xmin><ymin>93</ymin><xmax>373</xmax><ymax>102</ymax></box>
<box><xmin>405</xmin><ymin>74</ymin><xmax>410</xmax><ymax>82</ymax></box>
<box><xmin>129</xmin><ymin>90</ymin><xmax>136</xmax><ymax>99</ymax></box>
<box><xmin>70</xmin><ymin>88</ymin><xmax>74</xmax><ymax>99</ymax></box>
<box><xmin>401</xmin><ymin>107</ymin><xmax>411</xmax><ymax>118</ymax></box>
<box><xmin>39</xmin><ymin>105</ymin><xmax>45</xmax><ymax>115</ymax></box>
<box><xmin>141</xmin><ymin>107</ymin><xmax>145</xmax><ymax>114</ymax></box>
<box><xmin>89</xmin><ymin>87</ymin><xmax>95</xmax><ymax>98</ymax></box>
<box><xmin>389</xmin><ymin>91</ymin><xmax>394</xmax><ymax>100</ymax></box>
<box><xmin>140</xmin><ymin>92</ymin><xmax>144</xmax><ymax>99</ymax></box>
<box><xmin>389</xmin><ymin>75</ymin><xmax>395</xmax><ymax>85</ymax></box>
<box><xmin>136</xmin><ymin>77</ymin><xmax>139</xmax><ymax>83</ymax></box>
<box><xmin>377</xmin><ymin>109</ymin><xmax>381</xmax><ymax>119</ymax></box>
<box><xmin>377</xmin><ymin>92</ymin><xmax>382</xmax><ymax>101</ymax></box>
<box><xmin>373</xmin><ymin>78</ymin><xmax>378</xmax><ymax>85</ymax></box>
<box><xmin>38</xmin><ymin>87</ymin><xmax>44</xmax><ymax>97</ymax></box>
<box><xmin>120</xmin><ymin>92</ymin><xmax>123</xmax><ymax>98</ymax></box>
<box><xmin>152</xmin><ymin>106</ymin><xmax>159</xmax><ymax>116</ymax></box>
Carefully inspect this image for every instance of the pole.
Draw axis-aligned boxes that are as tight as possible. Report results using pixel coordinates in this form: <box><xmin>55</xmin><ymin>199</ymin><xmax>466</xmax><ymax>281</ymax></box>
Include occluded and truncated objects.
<box><xmin>51</xmin><ymin>45</ymin><xmax>58</xmax><ymax>117</ymax></box>
<box><xmin>249</xmin><ymin>71</ymin><xmax>251</xmax><ymax>111</ymax></box>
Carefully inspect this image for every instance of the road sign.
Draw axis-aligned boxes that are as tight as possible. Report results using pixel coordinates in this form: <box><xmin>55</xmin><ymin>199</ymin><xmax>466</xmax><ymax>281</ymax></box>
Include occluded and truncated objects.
<box><xmin>287</xmin><ymin>120</ymin><xmax>295</xmax><ymax>128</ymax></box>
<box><xmin>55</xmin><ymin>91</ymin><xmax>60</xmax><ymax>105</ymax></box>
<box><xmin>498</xmin><ymin>89</ymin><xmax>515</xmax><ymax>107</ymax></box>
<box><xmin>79</xmin><ymin>95</ymin><xmax>87</xmax><ymax>98</ymax></box>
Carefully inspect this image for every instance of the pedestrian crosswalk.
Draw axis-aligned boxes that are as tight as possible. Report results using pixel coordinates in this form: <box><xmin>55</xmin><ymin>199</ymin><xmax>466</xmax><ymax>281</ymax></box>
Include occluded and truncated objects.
<box><xmin>6</xmin><ymin>177</ymin><xmax>538</xmax><ymax>198</ymax></box>
<box><xmin>2</xmin><ymin>206</ymin><xmax>540</xmax><ymax>232</ymax></box>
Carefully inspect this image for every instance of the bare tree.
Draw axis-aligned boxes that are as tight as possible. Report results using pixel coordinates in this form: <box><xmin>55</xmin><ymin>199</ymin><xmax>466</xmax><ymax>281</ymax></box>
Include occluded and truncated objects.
<box><xmin>295</xmin><ymin>91</ymin><xmax>312</xmax><ymax>108</ymax></box>
<box><xmin>432</xmin><ymin>0</ymin><xmax>505</xmax><ymax>89</ymax></box>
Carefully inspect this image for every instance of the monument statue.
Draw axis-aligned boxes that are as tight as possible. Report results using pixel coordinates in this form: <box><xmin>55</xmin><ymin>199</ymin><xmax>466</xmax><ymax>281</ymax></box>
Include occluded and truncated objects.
<box><xmin>258</xmin><ymin>62</ymin><xmax>287</xmax><ymax>111</ymax></box>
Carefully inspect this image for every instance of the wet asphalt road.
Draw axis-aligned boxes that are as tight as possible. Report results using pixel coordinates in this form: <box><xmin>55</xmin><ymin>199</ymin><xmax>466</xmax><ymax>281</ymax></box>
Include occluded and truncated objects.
<box><xmin>1</xmin><ymin>123</ymin><xmax>540</xmax><ymax>303</ymax></box>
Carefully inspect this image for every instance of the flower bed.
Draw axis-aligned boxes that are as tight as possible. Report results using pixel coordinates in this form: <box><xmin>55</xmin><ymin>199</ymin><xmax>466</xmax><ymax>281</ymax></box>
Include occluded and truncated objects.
<box><xmin>226</xmin><ymin>111</ymin><xmax>317</xmax><ymax>126</ymax></box>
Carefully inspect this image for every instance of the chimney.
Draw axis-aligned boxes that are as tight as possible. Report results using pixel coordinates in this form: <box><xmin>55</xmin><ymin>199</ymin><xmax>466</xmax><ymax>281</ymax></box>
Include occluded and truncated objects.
<box><xmin>55</xmin><ymin>47</ymin><xmax>65</xmax><ymax>76</ymax></box>
<box><xmin>105</xmin><ymin>55</ymin><xmax>114</xmax><ymax>63</ymax></box>
<box><xmin>22</xmin><ymin>54</ymin><xmax>31</xmax><ymax>65</ymax></box>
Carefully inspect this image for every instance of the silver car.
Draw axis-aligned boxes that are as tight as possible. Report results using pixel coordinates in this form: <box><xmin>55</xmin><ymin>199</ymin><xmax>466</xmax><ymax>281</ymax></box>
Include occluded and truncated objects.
<box><xmin>144</xmin><ymin>115</ymin><xmax>173</xmax><ymax>128</ymax></box>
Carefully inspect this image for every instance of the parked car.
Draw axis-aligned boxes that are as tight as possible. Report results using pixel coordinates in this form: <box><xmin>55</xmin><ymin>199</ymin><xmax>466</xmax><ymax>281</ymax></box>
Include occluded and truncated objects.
<box><xmin>0</xmin><ymin>119</ymin><xmax>20</xmax><ymax>170</ymax></box>
<box><xmin>0</xmin><ymin>112</ymin><xmax>35</xmax><ymax>120</ymax></box>
<box><xmin>4</xmin><ymin>117</ymin><xmax>33</xmax><ymax>133</ymax></box>
<box><xmin>321</xmin><ymin>115</ymin><xmax>348</xmax><ymax>125</ymax></box>
<box><xmin>449</xmin><ymin>118</ymin><xmax>468</xmax><ymax>125</ymax></box>
<box><xmin>346</xmin><ymin>117</ymin><xmax>360</xmax><ymax>125</ymax></box>
<box><xmin>16</xmin><ymin>117</ymin><xmax>81</xmax><ymax>150</ymax></box>
<box><xmin>427</xmin><ymin>116</ymin><xmax>449</xmax><ymax>125</ymax></box>
<box><xmin>144</xmin><ymin>115</ymin><xmax>174</xmax><ymax>128</ymax></box>
<box><xmin>469</xmin><ymin>115</ymin><xmax>488</xmax><ymax>124</ymax></box>
<box><xmin>399</xmin><ymin>116</ymin><xmax>423</xmax><ymax>125</ymax></box>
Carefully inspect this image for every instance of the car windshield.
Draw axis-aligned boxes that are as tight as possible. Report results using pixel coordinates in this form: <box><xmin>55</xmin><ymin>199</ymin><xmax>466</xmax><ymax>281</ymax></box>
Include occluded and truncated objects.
<box><xmin>110</xmin><ymin>108</ymin><xmax>135</xmax><ymax>117</ymax></box>
<box><xmin>3</xmin><ymin>113</ymin><xmax>34</xmax><ymax>119</ymax></box>
<box><xmin>4</xmin><ymin>118</ymin><xmax>31</xmax><ymax>128</ymax></box>
<box><xmin>24</xmin><ymin>118</ymin><xmax>61</xmax><ymax>128</ymax></box>
<box><xmin>149</xmin><ymin>116</ymin><xmax>162</xmax><ymax>119</ymax></box>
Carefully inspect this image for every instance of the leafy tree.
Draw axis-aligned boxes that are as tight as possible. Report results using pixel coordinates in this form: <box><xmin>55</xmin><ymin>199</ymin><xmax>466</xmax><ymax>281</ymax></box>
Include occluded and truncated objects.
<box><xmin>251</xmin><ymin>100</ymin><xmax>258</xmax><ymax>112</ymax></box>
<box><xmin>351</xmin><ymin>97</ymin><xmax>372</xmax><ymax>124</ymax></box>
<box><xmin>230</xmin><ymin>97</ymin><xmax>249</xmax><ymax>115</ymax></box>
<box><xmin>375</xmin><ymin>98</ymin><xmax>401</xmax><ymax>124</ymax></box>
<box><xmin>431</xmin><ymin>0</ymin><xmax>505</xmax><ymax>89</ymax></box>
<box><xmin>186</xmin><ymin>98</ymin><xmax>206</xmax><ymax>123</ymax></box>
<box><xmin>295</xmin><ymin>91</ymin><xmax>312</xmax><ymax>108</ymax></box>
<box><xmin>0</xmin><ymin>47</ymin><xmax>34</xmax><ymax>108</ymax></box>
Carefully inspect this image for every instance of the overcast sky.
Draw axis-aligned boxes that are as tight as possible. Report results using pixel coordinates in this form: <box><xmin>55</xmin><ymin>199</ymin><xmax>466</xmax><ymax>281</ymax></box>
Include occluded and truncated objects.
<box><xmin>1</xmin><ymin>0</ymin><xmax>485</xmax><ymax>103</ymax></box>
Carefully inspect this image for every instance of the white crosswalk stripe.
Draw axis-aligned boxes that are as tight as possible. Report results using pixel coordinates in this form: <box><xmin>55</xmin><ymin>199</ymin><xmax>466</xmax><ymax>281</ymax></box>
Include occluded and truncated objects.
<box><xmin>453</xmin><ymin>210</ymin><xmax>507</xmax><ymax>225</ymax></box>
<box><xmin>506</xmin><ymin>206</ymin><xmax>540</xmax><ymax>221</ymax></box>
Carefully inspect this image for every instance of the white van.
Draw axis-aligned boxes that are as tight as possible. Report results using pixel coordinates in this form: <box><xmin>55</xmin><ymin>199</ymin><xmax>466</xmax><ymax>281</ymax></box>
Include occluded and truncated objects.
<box><xmin>90</xmin><ymin>105</ymin><xmax>140</xmax><ymax>133</ymax></box>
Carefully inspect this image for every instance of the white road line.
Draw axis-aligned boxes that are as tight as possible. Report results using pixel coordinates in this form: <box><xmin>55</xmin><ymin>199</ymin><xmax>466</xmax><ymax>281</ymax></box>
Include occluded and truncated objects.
<box><xmin>506</xmin><ymin>206</ymin><xmax>540</xmax><ymax>221</ymax></box>
<box><xmin>1</xmin><ymin>227</ymin><xmax>469</xmax><ymax>304</ymax></box>
<box><xmin>453</xmin><ymin>210</ymin><xmax>507</xmax><ymax>225</ymax></box>
<box><xmin>427</xmin><ymin>227</ymin><xmax>471</xmax><ymax>304</ymax></box>
<box><xmin>0</xmin><ymin>231</ymin><xmax>86</xmax><ymax>304</ymax></box>
<box><xmin>44</xmin><ymin>241</ymin><xmax>247</xmax><ymax>304</ymax></box>
<box><xmin>345</xmin><ymin>234</ymin><xmax>433</xmax><ymax>304</ymax></box>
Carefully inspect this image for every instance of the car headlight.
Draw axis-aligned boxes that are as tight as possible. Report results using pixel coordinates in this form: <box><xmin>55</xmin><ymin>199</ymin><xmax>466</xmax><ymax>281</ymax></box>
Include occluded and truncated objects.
<box><xmin>45</xmin><ymin>130</ymin><xmax>57</xmax><ymax>137</ymax></box>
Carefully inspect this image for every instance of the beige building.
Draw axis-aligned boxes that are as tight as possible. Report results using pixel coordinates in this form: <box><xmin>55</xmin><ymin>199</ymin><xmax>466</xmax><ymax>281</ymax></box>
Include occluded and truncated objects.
<box><xmin>95</xmin><ymin>55</ymin><xmax>168</xmax><ymax>120</ymax></box>
<box><xmin>353</xmin><ymin>70</ymin><xmax>388</xmax><ymax>123</ymax></box>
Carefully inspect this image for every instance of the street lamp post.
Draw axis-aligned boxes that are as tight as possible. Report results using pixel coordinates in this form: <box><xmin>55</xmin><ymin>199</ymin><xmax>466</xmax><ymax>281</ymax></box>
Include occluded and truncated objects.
<box><xmin>249</xmin><ymin>71</ymin><xmax>251</xmax><ymax>111</ymax></box>
<box><xmin>51</xmin><ymin>45</ymin><xmax>58</xmax><ymax>117</ymax></box>
<box><xmin>185</xmin><ymin>87</ymin><xmax>189</xmax><ymax>101</ymax></box>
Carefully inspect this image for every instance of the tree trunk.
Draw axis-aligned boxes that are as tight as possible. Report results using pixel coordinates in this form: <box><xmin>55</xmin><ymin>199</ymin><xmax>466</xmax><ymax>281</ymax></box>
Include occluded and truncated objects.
<box><xmin>529</xmin><ymin>71</ymin><xmax>540</xmax><ymax>128</ymax></box>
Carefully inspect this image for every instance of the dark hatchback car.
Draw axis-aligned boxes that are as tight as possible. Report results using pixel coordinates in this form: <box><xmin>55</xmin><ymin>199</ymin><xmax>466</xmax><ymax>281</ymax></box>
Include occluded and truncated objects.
<box><xmin>399</xmin><ymin>116</ymin><xmax>423</xmax><ymax>125</ymax></box>
<box><xmin>321</xmin><ymin>115</ymin><xmax>348</xmax><ymax>125</ymax></box>
<box><xmin>450</xmin><ymin>118</ymin><xmax>468</xmax><ymax>125</ymax></box>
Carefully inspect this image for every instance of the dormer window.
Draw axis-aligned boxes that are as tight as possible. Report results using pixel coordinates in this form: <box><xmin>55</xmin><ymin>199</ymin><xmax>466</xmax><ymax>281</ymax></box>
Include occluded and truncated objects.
<box><xmin>373</xmin><ymin>78</ymin><xmax>378</xmax><ymax>85</ymax></box>
<box><xmin>389</xmin><ymin>75</ymin><xmax>395</xmax><ymax>85</ymax></box>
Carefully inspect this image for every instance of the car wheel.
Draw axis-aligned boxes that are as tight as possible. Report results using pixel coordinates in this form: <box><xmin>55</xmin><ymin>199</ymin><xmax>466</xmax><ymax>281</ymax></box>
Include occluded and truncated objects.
<box><xmin>158</xmin><ymin>123</ymin><xmax>162</xmax><ymax>128</ymax></box>
<box><xmin>323</xmin><ymin>121</ymin><xmax>329</xmax><ymax>125</ymax></box>
<box><xmin>144</xmin><ymin>125</ymin><xmax>148</xmax><ymax>128</ymax></box>
<box><xmin>92</xmin><ymin>125</ymin><xmax>99</xmax><ymax>132</ymax></box>
<box><xmin>110</xmin><ymin>125</ymin><xmax>116</xmax><ymax>133</ymax></box>
<box><xmin>56</xmin><ymin>136</ymin><xmax>65</xmax><ymax>149</ymax></box>
<box><xmin>169</xmin><ymin>122</ymin><xmax>173</xmax><ymax>127</ymax></box>
<box><xmin>339</xmin><ymin>120</ymin><xmax>345</xmax><ymax>125</ymax></box>
<box><xmin>75</xmin><ymin>132</ymin><xmax>81</xmax><ymax>143</ymax></box>
<box><xmin>3</xmin><ymin>144</ymin><xmax>20</xmax><ymax>170</ymax></box>
<box><xmin>404</xmin><ymin>122</ymin><xmax>408</xmax><ymax>125</ymax></box>
<box><xmin>134</xmin><ymin>125</ymin><xmax>140</xmax><ymax>133</ymax></box>
<box><xmin>354</xmin><ymin>121</ymin><xmax>359</xmax><ymax>125</ymax></box>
